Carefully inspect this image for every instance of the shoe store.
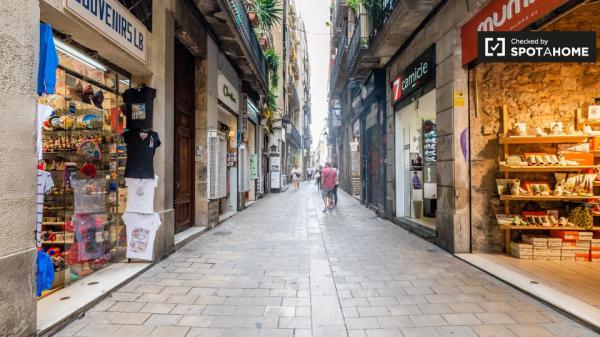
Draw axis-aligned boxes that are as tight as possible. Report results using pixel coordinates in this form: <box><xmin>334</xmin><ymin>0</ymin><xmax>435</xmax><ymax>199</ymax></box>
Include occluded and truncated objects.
<box><xmin>393</xmin><ymin>45</ymin><xmax>438</xmax><ymax>232</ymax></box>
<box><xmin>464</xmin><ymin>0</ymin><xmax>600</xmax><ymax>320</ymax></box>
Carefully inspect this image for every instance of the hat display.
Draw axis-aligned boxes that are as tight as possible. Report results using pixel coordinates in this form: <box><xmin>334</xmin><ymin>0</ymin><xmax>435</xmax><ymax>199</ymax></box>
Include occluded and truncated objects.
<box><xmin>92</xmin><ymin>90</ymin><xmax>104</xmax><ymax>109</ymax></box>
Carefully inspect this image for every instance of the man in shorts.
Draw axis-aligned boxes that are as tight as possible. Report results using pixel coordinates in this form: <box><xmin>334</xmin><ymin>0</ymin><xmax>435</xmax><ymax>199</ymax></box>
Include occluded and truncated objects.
<box><xmin>320</xmin><ymin>162</ymin><xmax>337</xmax><ymax>212</ymax></box>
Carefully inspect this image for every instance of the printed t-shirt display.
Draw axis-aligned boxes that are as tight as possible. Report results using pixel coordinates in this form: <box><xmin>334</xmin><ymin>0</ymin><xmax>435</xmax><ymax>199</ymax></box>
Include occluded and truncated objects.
<box><xmin>123</xmin><ymin>212</ymin><xmax>161</xmax><ymax>261</ymax></box>
<box><xmin>37</xmin><ymin>104</ymin><xmax>54</xmax><ymax>160</ymax></box>
<box><xmin>125</xmin><ymin>176</ymin><xmax>158</xmax><ymax>214</ymax></box>
<box><xmin>36</xmin><ymin>170</ymin><xmax>54</xmax><ymax>247</ymax></box>
<box><xmin>123</xmin><ymin>87</ymin><xmax>156</xmax><ymax>129</ymax></box>
<box><xmin>123</xmin><ymin>130</ymin><xmax>161</xmax><ymax>178</ymax></box>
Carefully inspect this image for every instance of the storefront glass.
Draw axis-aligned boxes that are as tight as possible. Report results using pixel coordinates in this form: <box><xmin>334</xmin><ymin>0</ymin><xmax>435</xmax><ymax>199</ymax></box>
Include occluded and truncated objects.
<box><xmin>36</xmin><ymin>39</ymin><xmax>129</xmax><ymax>296</ymax></box>
<box><xmin>395</xmin><ymin>90</ymin><xmax>437</xmax><ymax>229</ymax></box>
<box><xmin>218</xmin><ymin>107</ymin><xmax>238</xmax><ymax>217</ymax></box>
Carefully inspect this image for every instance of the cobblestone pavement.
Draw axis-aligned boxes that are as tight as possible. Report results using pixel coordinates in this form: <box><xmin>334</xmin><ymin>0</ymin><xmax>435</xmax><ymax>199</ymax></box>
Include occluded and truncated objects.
<box><xmin>55</xmin><ymin>183</ymin><xmax>599</xmax><ymax>337</ymax></box>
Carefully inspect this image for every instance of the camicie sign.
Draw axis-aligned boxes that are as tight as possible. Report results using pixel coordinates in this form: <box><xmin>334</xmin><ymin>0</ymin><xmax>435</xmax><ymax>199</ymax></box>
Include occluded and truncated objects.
<box><xmin>65</xmin><ymin>0</ymin><xmax>149</xmax><ymax>63</ymax></box>
<box><xmin>392</xmin><ymin>46</ymin><xmax>436</xmax><ymax>103</ymax></box>
<box><xmin>461</xmin><ymin>0</ymin><xmax>569</xmax><ymax>65</ymax></box>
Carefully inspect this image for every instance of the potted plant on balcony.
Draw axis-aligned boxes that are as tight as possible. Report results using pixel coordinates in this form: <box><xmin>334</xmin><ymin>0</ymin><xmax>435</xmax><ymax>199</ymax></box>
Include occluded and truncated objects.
<box><xmin>264</xmin><ymin>48</ymin><xmax>280</xmax><ymax>87</ymax></box>
<box><xmin>251</xmin><ymin>0</ymin><xmax>283</xmax><ymax>30</ymax></box>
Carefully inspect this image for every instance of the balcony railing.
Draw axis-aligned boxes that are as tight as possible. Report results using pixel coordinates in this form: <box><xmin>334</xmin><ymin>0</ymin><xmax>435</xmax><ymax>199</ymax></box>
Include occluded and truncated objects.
<box><xmin>226</xmin><ymin>0</ymin><xmax>269</xmax><ymax>88</ymax></box>
<box><xmin>330</xmin><ymin>21</ymin><xmax>348</xmax><ymax>93</ymax></box>
<box><xmin>287</xmin><ymin>124</ymin><xmax>302</xmax><ymax>148</ymax></box>
<box><xmin>347</xmin><ymin>14</ymin><xmax>369</xmax><ymax>71</ymax></box>
<box><xmin>368</xmin><ymin>0</ymin><xmax>398</xmax><ymax>38</ymax></box>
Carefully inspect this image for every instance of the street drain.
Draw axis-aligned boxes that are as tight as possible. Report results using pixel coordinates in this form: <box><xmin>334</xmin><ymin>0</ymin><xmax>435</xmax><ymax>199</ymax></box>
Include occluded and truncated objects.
<box><xmin>88</xmin><ymin>281</ymin><xmax>99</xmax><ymax>285</ymax></box>
<box><xmin>213</xmin><ymin>231</ymin><xmax>232</xmax><ymax>236</ymax></box>
<box><xmin>60</xmin><ymin>296</ymin><xmax>71</xmax><ymax>301</ymax></box>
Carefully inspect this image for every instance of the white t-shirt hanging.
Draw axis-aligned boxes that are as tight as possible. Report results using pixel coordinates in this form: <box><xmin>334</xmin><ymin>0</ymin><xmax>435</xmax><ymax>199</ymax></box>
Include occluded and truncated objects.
<box><xmin>37</xmin><ymin>104</ymin><xmax>54</xmax><ymax>160</ymax></box>
<box><xmin>123</xmin><ymin>212</ymin><xmax>161</xmax><ymax>261</ymax></box>
<box><xmin>36</xmin><ymin>170</ymin><xmax>54</xmax><ymax>247</ymax></box>
<box><xmin>125</xmin><ymin>175</ymin><xmax>158</xmax><ymax>214</ymax></box>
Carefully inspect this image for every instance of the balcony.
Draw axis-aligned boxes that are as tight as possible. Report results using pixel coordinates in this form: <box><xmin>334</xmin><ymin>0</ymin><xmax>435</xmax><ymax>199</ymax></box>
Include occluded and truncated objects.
<box><xmin>367</xmin><ymin>0</ymin><xmax>435</xmax><ymax>62</ymax></box>
<box><xmin>196</xmin><ymin>0</ymin><xmax>269</xmax><ymax>94</ymax></box>
<box><xmin>347</xmin><ymin>14</ymin><xmax>379</xmax><ymax>79</ymax></box>
<box><xmin>329</xmin><ymin>21</ymin><xmax>348</xmax><ymax>95</ymax></box>
<box><xmin>331</xmin><ymin>0</ymin><xmax>348</xmax><ymax>46</ymax></box>
<box><xmin>286</xmin><ymin>124</ymin><xmax>302</xmax><ymax>148</ymax></box>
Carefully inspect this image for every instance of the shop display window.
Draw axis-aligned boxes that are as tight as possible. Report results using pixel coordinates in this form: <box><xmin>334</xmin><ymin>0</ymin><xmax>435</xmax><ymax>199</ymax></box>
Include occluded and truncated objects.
<box><xmin>36</xmin><ymin>40</ymin><xmax>129</xmax><ymax>296</ymax></box>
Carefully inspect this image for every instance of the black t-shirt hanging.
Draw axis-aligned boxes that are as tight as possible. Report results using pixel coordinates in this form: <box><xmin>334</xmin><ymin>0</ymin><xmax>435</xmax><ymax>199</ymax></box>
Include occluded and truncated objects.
<box><xmin>124</xmin><ymin>130</ymin><xmax>161</xmax><ymax>178</ymax></box>
<box><xmin>123</xmin><ymin>87</ymin><xmax>156</xmax><ymax>129</ymax></box>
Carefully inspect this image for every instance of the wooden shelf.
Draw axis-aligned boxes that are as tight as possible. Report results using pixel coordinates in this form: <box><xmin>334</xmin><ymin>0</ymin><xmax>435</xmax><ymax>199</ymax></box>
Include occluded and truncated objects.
<box><xmin>500</xmin><ymin>195</ymin><xmax>599</xmax><ymax>201</ymax></box>
<box><xmin>42</xmin><ymin>222</ymin><xmax>66</xmax><ymax>226</ymax></box>
<box><xmin>499</xmin><ymin>224</ymin><xmax>600</xmax><ymax>231</ymax></box>
<box><xmin>499</xmin><ymin>163</ymin><xmax>598</xmax><ymax>172</ymax></box>
<box><xmin>499</xmin><ymin>134</ymin><xmax>589</xmax><ymax>144</ymax></box>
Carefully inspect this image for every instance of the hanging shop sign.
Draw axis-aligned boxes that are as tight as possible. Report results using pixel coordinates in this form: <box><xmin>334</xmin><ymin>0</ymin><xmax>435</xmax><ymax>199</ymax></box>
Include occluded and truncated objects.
<box><xmin>65</xmin><ymin>0</ymin><xmax>149</xmax><ymax>63</ymax></box>
<box><xmin>247</xmin><ymin>99</ymin><xmax>260</xmax><ymax>124</ymax></box>
<box><xmin>218</xmin><ymin>73</ymin><xmax>239</xmax><ymax>112</ymax></box>
<box><xmin>478</xmin><ymin>31</ymin><xmax>596</xmax><ymax>62</ymax></box>
<box><xmin>461</xmin><ymin>0</ymin><xmax>569</xmax><ymax>65</ymax></box>
<box><xmin>241</xmin><ymin>94</ymin><xmax>249</xmax><ymax>134</ymax></box>
<box><xmin>249</xmin><ymin>154</ymin><xmax>258</xmax><ymax>180</ymax></box>
<box><xmin>392</xmin><ymin>45</ymin><xmax>436</xmax><ymax>103</ymax></box>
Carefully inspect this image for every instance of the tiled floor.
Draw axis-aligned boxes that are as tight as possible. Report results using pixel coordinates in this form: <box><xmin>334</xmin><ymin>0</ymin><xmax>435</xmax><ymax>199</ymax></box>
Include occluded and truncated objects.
<box><xmin>53</xmin><ymin>183</ymin><xmax>599</xmax><ymax>337</ymax></box>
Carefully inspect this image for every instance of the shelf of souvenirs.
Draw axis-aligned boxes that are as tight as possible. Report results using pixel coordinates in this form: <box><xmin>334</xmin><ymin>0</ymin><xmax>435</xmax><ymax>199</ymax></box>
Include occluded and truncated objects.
<box><xmin>43</xmin><ymin>128</ymin><xmax>109</xmax><ymax>133</ymax></box>
<box><xmin>499</xmin><ymin>224</ymin><xmax>600</xmax><ymax>231</ymax></box>
<box><xmin>499</xmin><ymin>134</ymin><xmax>590</xmax><ymax>144</ymax></box>
<box><xmin>500</xmin><ymin>195</ymin><xmax>599</xmax><ymax>201</ymax></box>
<box><xmin>499</xmin><ymin>162</ymin><xmax>599</xmax><ymax>172</ymax></box>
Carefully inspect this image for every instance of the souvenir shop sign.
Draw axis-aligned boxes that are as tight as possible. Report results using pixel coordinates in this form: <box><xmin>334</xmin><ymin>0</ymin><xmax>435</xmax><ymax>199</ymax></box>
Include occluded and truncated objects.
<box><xmin>65</xmin><ymin>0</ymin><xmax>148</xmax><ymax>63</ymax></box>
<box><xmin>461</xmin><ymin>0</ymin><xmax>569</xmax><ymax>65</ymax></box>
<box><xmin>392</xmin><ymin>45</ymin><xmax>435</xmax><ymax>103</ymax></box>
<box><xmin>218</xmin><ymin>73</ymin><xmax>239</xmax><ymax>112</ymax></box>
<box><xmin>478</xmin><ymin>31</ymin><xmax>596</xmax><ymax>63</ymax></box>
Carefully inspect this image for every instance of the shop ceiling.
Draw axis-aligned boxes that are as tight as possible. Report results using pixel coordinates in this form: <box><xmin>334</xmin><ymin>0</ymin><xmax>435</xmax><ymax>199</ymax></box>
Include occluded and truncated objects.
<box><xmin>118</xmin><ymin>0</ymin><xmax>153</xmax><ymax>31</ymax></box>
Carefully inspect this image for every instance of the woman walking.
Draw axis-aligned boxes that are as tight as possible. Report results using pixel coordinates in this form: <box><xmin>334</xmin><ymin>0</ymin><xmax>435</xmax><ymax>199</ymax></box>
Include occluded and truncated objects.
<box><xmin>314</xmin><ymin>166</ymin><xmax>322</xmax><ymax>190</ymax></box>
<box><xmin>291</xmin><ymin>165</ymin><xmax>301</xmax><ymax>190</ymax></box>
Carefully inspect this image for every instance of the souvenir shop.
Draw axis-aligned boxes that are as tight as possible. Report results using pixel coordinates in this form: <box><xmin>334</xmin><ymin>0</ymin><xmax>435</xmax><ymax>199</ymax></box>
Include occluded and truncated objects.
<box><xmin>464</xmin><ymin>0</ymin><xmax>600</xmax><ymax>319</ymax></box>
<box><xmin>393</xmin><ymin>45</ymin><xmax>437</xmax><ymax>231</ymax></box>
<box><xmin>36</xmin><ymin>1</ymin><xmax>160</xmax><ymax>299</ymax></box>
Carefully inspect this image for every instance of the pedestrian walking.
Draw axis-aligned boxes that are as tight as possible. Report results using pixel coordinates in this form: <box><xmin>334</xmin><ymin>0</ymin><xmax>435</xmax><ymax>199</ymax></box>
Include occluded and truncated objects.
<box><xmin>320</xmin><ymin>162</ymin><xmax>337</xmax><ymax>212</ymax></box>
<box><xmin>291</xmin><ymin>165</ymin><xmax>301</xmax><ymax>190</ymax></box>
<box><xmin>314</xmin><ymin>166</ymin><xmax>322</xmax><ymax>190</ymax></box>
<box><xmin>332</xmin><ymin>164</ymin><xmax>339</xmax><ymax>208</ymax></box>
<box><xmin>307</xmin><ymin>167</ymin><xmax>313</xmax><ymax>181</ymax></box>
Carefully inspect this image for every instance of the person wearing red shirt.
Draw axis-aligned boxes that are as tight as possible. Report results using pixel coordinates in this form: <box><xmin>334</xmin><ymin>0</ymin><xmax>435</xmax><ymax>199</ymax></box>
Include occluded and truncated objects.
<box><xmin>320</xmin><ymin>162</ymin><xmax>337</xmax><ymax>212</ymax></box>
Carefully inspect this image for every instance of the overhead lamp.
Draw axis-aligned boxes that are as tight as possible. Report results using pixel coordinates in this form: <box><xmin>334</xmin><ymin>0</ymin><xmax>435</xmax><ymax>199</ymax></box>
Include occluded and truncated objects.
<box><xmin>54</xmin><ymin>38</ymin><xmax>108</xmax><ymax>71</ymax></box>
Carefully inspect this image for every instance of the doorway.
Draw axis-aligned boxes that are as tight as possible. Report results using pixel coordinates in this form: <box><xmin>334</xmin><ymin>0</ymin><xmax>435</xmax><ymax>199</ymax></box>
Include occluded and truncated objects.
<box><xmin>173</xmin><ymin>40</ymin><xmax>195</xmax><ymax>233</ymax></box>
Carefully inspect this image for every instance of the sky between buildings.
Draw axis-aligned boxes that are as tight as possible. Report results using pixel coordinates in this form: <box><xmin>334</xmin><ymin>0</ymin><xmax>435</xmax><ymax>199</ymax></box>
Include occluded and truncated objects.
<box><xmin>296</xmin><ymin>0</ymin><xmax>330</xmax><ymax>150</ymax></box>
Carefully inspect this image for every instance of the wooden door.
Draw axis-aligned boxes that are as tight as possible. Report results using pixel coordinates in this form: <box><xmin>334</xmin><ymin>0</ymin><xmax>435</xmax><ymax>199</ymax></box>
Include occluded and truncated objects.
<box><xmin>174</xmin><ymin>41</ymin><xmax>195</xmax><ymax>233</ymax></box>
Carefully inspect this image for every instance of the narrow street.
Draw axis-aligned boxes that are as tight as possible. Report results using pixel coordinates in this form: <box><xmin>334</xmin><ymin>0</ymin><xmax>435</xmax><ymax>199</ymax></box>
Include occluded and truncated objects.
<box><xmin>54</xmin><ymin>183</ymin><xmax>598</xmax><ymax>337</ymax></box>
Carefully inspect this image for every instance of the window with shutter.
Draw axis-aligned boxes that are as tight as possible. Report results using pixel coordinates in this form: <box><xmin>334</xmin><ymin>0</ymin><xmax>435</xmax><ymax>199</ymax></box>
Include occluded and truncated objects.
<box><xmin>218</xmin><ymin>137</ymin><xmax>227</xmax><ymax>198</ymax></box>
<box><xmin>208</xmin><ymin>130</ymin><xmax>227</xmax><ymax>200</ymax></box>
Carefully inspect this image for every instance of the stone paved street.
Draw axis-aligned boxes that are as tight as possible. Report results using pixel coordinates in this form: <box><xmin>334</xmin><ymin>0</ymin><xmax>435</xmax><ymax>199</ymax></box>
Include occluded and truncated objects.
<box><xmin>54</xmin><ymin>183</ymin><xmax>599</xmax><ymax>337</ymax></box>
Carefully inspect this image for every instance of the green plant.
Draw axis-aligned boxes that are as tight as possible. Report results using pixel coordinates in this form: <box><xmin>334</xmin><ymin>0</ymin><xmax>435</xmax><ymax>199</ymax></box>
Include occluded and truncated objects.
<box><xmin>264</xmin><ymin>48</ymin><xmax>280</xmax><ymax>87</ymax></box>
<box><xmin>252</xmin><ymin>0</ymin><xmax>283</xmax><ymax>30</ymax></box>
<box><xmin>347</xmin><ymin>0</ymin><xmax>360</xmax><ymax>12</ymax></box>
<box><xmin>267</xmin><ymin>89</ymin><xmax>279</xmax><ymax>112</ymax></box>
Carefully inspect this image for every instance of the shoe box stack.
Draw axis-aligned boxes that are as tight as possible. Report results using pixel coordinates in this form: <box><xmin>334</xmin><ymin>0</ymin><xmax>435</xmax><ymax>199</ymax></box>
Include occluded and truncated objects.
<box><xmin>511</xmin><ymin>231</ymin><xmax>600</xmax><ymax>261</ymax></box>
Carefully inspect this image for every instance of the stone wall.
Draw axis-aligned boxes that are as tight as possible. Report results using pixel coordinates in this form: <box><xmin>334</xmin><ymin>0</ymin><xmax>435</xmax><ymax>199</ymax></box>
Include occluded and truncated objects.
<box><xmin>0</xmin><ymin>0</ymin><xmax>39</xmax><ymax>335</ymax></box>
<box><xmin>385</xmin><ymin>0</ymin><xmax>490</xmax><ymax>252</ymax></box>
<box><xmin>469</xmin><ymin>3</ymin><xmax>600</xmax><ymax>253</ymax></box>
